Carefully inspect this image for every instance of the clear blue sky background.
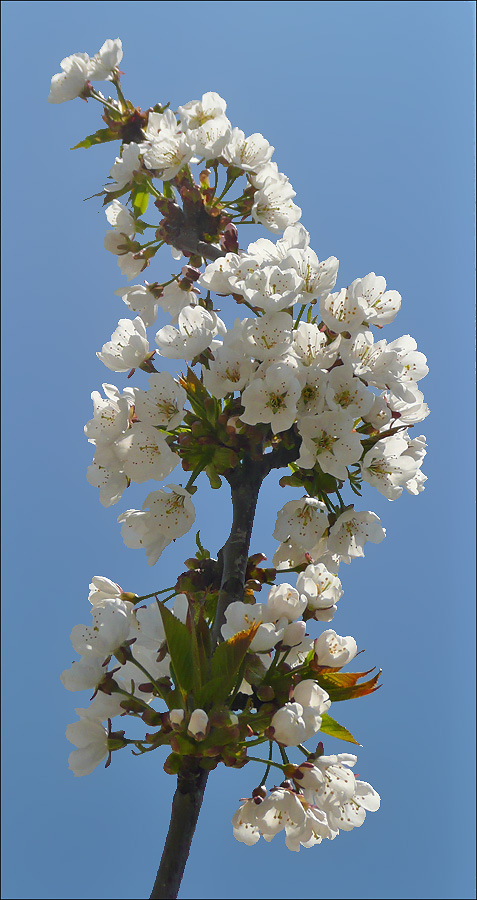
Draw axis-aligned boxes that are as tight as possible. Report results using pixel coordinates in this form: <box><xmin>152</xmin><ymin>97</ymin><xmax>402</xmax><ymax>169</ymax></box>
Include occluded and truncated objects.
<box><xmin>1</xmin><ymin>2</ymin><xmax>475</xmax><ymax>899</ymax></box>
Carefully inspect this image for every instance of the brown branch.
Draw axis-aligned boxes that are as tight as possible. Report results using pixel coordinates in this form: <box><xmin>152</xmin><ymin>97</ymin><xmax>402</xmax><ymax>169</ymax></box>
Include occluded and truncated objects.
<box><xmin>149</xmin><ymin>767</ymin><xmax>208</xmax><ymax>899</ymax></box>
<box><xmin>211</xmin><ymin>458</ymin><xmax>266</xmax><ymax>646</ymax></box>
<box><xmin>149</xmin><ymin>457</ymin><xmax>265</xmax><ymax>898</ymax></box>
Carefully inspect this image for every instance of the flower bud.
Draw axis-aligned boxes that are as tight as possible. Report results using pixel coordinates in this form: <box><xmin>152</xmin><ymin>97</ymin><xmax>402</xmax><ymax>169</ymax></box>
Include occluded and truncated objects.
<box><xmin>256</xmin><ymin>685</ymin><xmax>275</xmax><ymax>702</ymax></box>
<box><xmin>252</xmin><ymin>785</ymin><xmax>267</xmax><ymax>800</ymax></box>
<box><xmin>181</xmin><ymin>265</ymin><xmax>201</xmax><ymax>282</ymax></box>
<box><xmin>169</xmin><ymin>709</ymin><xmax>185</xmax><ymax>729</ymax></box>
<box><xmin>187</xmin><ymin>708</ymin><xmax>209</xmax><ymax>740</ymax></box>
<box><xmin>281</xmin><ymin>620</ymin><xmax>307</xmax><ymax>648</ymax></box>
<box><xmin>220</xmin><ymin>223</ymin><xmax>239</xmax><ymax>253</ymax></box>
<box><xmin>120</xmin><ymin>591</ymin><xmax>137</xmax><ymax>603</ymax></box>
<box><xmin>293</xmin><ymin>761</ymin><xmax>326</xmax><ymax>790</ymax></box>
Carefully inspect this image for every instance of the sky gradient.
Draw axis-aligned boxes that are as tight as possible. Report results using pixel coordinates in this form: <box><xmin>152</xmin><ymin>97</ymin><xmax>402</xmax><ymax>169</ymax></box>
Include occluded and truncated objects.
<box><xmin>1</xmin><ymin>3</ymin><xmax>475</xmax><ymax>899</ymax></box>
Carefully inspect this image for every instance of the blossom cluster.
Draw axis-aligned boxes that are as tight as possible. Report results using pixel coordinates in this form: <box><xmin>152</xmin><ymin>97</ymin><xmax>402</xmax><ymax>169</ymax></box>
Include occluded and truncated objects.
<box><xmin>90</xmin><ymin>199</ymin><xmax>428</xmax><ymax>566</ymax></box>
<box><xmin>51</xmin><ymin>38</ymin><xmax>429</xmax><ymax>853</ymax></box>
<box><xmin>47</xmin><ymin>39</ymin><xmax>123</xmax><ymax>104</ymax></box>
<box><xmin>62</xmin><ymin>559</ymin><xmax>381</xmax><ymax>858</ymax></box>
<box><xmin>233</xmin><ymin>753</ymin><xmax>380</xmax><ymax>851</ymax></box>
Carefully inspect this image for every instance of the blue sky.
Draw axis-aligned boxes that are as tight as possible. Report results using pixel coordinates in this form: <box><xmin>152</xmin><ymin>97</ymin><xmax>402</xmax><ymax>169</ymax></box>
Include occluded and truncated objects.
<box><xmin>1</xmin><ymin>2</ymin><xmax>475</xmax><ymax>899</ymax></box>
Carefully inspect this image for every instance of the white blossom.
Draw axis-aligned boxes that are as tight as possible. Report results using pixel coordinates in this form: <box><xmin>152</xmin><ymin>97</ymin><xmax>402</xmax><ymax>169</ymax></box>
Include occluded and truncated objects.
<box><xmin>48</xmin><ymin>39</ymin><xmax>123</xmax><ymax>104</ymax></box>
<box><xmin>157</xmin><ymin>281</ymin><xmax>199</xmax><ymax>322</ymax></box>
<box><xmin>271</xmin><ymin>679</ymin><xmax>329</xmax><ymax>746</ymax></box>
<box><xmin>199</xmin><ymin>253</ymin><xmax>242</xmax><ymax>295</ymax></box>
<box><xmin>86</xmin><ymin>453</ymin><xmax>128</xmax><ymax>508</ymax></box>
<box><xmin>88</xmin><ymin>576</ymin><xmax>126</xmax><ymax>607</ymax></box>
<box><xmin>114</xmin><ymin>422</ymin><xmax>179</xmax><ymax>483</ymax></box>
<box><xmin>243</xmin><ymin>312</ymin><xmax>294</xmax><ymax>360</ymax></box>
<box><xmin>266</xmin><ymin>583</ymin><xmax>307</xmax><ymax>623</ymax></box>
<box><xmin>47</xmin><ymin>53</ymin><xmax>91</xmax><ymax>103</ymax></box>
<box><xmin>271</xmin><ymin>702</ymin><xmax>317</xmax><ymax>745</ymax></box>
<box><xmin>320</xmin><ymin>283</ymin><xmax>368</xmax><ymax>335</ymax></box>
<box><xmin>252</xmin><ymin>180</ymin><xmax>302</xmax><ymax>234</ymax></box>
<box><xmin>87</xmin><ymin>38</ymin><xmax>123</xmax><ymax>82</ymax></box>
<box><xmin>386</xmin><ymin>384</ymin><xmax>430</xmax><ymax>425</ymax></box>
<box><xmin>118</xmin><ymin>485</ymin><xmax>195</xmax><ymax>565</ymax></box>
<box><xmin>97</xmin><ymin>317</ymin><xmax>150</xmax><ymax>372</ymax></box>
<box><xmin>281</xmin><ymin>620</ymin><xmax>307</xmax><ymax>647</ymax></box>
<box><xmin>297</xmin><ymin>411</ymin><xmax>363</xmax><ymax>479</ymax></box>
<box><xmin>362</xmin><ymin>394</ymin><xmax>393</xmax><ymax>430</ymax></box>
<box><xmin>60</xmin><ymin>656</ymin><xmax>106</xmax><ymax>692</ymax></box>
<box><xmin>135</xmin><ymin>603</ymin><xmax>166</xmax><ymax>651</ymax></box>
<box><xmin>242</xmin><ymin>265</ymin><xmax>303</xmax><ymax>313</ymax></box>
<box><xmin>187</xmin><ymin>116</ymin><xmax>231</xmax><ymax>159</ymax></box>
<box><xmin>294</xmin><ymin>679</ymin><xmax>331</xmax><ymax>714</ymax></box>
<box><xmin>240</xmin><ymin>364</ymin><xmax>301</xmax><ymax>434</ymax></box>
<box><xmin>356</xmin><ymin>272</ymin><xmax>401</xmax><ymax>326</ymax></box>
<box><xmin>177</xmin><ymin>91</ymin><xmax>228</xmax><ymax>129</ymax></box>
<box><xmin>155</xmin><ymin>306</ymin><xmax>224</xmax><ymax>360</ymax></box>
<box><xmin>70</xmin><ymin>601</ymin><xmax>132</xmax><ymax>660</ymax></box>
<box><xmin>296</xmin><ymin>563</ymin><xmax>343</xmax><ymax>622</ymax></box>
<box><xmin>132</xmin><ymin>372</ymin><xmax>186</xmax><ymax>430</ymax></box>
<box><xmin>141</xmin><ymin>132</ymin><xmax>194</xmax><ymax>181</ymax></box>
<box><xmin>325</xmin><ymin>364</ymin><xmax>374</xmax><ymax>418</ymax></box>
<box><xmin>223</xmin><ymin>128</ymin><xmax>274</xmax><ymax>172</ymax></box>
<box><xmin>221</xmin><ymin>601</ymin><xmax>287</xmax><ymax>653</ymax></box>
<box><xmin>283</xmin><ymin>248</ymin><xmax>339</xmax><ymax>303</ymax></box>
<box><xmin>401</xmin><ymin>433</ymin><xmax>427</xmax><ymax>495</ymax></box>
<box><xmin>273</xmin><ymin>498</ymin><xmax>329</xmax><ymax>552</ymax></box>
<box><xmin>361</xmin><ymin>434</ymin><xmax>417</xmax><ymax>500</ymax></box>
<box><xmin>314</xmin><ymin>630</ymin><xmax>357</xmax><ymax>667</ymax></box>
<box><xmin>105</xmin><ymin>143</ymin><xmax>142</xmax><ymax>193</ymax></box>
<box><xmin>74</xmin><ymin>693</ymin><xmax>125</xmax><ymax>723</ymax></box>
<box><xmin>327</xmin><ymin>509</ymin><xmax>386</xmax><ymax>563</ymax></box>
<box><xmin>115</xmin><ymin>284</ymin><xmax>159</xmax><ymax>327</ymax></box>
<box><xmin>66</xmin><ymin>717</ymin><xmax>109</xmax><ymax>776</ymax></box>
<box><xmin>202</xmin><ymin>345</ymin><xmax>257</xmax><ymax>398</ymax></box>
<box><xmin>84</xmin><ymin>383</ymin><xmax>130</xmax><ymax>446</ymax></box>
<box><xmin>105</xmin><ymin>200</ymin><xmax>136</xmax><ymax>236</ymax></box>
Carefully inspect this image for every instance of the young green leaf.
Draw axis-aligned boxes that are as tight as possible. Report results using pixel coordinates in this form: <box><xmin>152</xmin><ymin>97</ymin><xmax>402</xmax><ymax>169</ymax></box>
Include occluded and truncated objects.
<box><xmin>131</xmin><ymin>189</ymin><xmax>149</xmax><ymax>215</ymax></box>
<box><xmin>71</xmin><ymin>127</ymin><xmax>118</xmax><ymax>150</ymax></box>
<box><xmin>198</xmin><ymin>624</ymin><xmax>259</xmax><ymax>708</ymax></box>
<box><xmin>159</xmin><ymin>604</ymin><xmax>194</xmax><ymax>696</ymax></box>
<box><xmin>319</xmin><ymin>713</ymin><xmax>360</xmax><ymax>745</ymax></box>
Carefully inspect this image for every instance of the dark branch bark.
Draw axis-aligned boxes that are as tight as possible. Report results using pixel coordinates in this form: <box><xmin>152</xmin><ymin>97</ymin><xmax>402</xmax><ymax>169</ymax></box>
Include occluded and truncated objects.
<box><xmin>211</xmin><ymin>458</ymin><xmax>265</xmax><ymax>646</ymax></box>
<box><xmin>262</xmin><ymin>439</ymin><xmax>301</xmax><ymax>475</ymax></box>
<box><xmin>149</xmin><ymin>767</ymin><xmax>208</xmax><ymax>899</ymax></box>
<box><xmin>195</xmin><ymin>241</ymin><xmax>226</xmax><ymax>261</ymax></box>
<box><xmin>149</xmin><ymin>457</ymin><xmax>265</xmax><ymax>898</ymax></box>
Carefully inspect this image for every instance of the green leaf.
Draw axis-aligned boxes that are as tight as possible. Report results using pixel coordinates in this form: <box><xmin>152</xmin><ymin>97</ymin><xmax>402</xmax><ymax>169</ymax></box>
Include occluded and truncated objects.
<box><xmin>163</xmin><ymin>181</ymin><xmax>175</xmax><ymax>199</ymax></box>
<box><xmin>71</xmin><ymin>127</ymin><xmax>118</xmax><ymax>150</ymax></box>
<box><xmin>186</xmin><ymin>605</ymin><xmax>208</xmax><ymax>695</ymax></box>
<box><xmin>159</xmin><ymin>605</ymin><xmax>194</xmax><ymax>696</ymax></box>
<box><xmin>212</xmin><ymin>446</ymin><xmax>238</xmax><ymax>474</ymax></box>
<box><xmin>197</xmin><ymin>674</ymin><xmax>228</xmax><ymax>709</ymax></box>
<box><xmin>319</xmin><ymin>713</ymin><xmax>360</xmax><ymax>745</ymax></box>
<box><xmin>198</xmin><ymin>624</ymin><xmax>259</xmax><ymax>708</ymax></box>
<box><xmin>205</xmin><ymin>465</ymin><xmax>222</xmax><ymax>489</ymax></box>
<box><xmin>131</xmin><ymin>189</ymin><xmax>149</xmax><ymax>215</ymax></box>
